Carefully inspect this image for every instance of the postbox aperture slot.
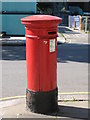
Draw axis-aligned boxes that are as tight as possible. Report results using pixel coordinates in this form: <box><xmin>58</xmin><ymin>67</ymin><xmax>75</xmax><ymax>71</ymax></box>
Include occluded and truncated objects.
<box><xmin>48</xmin><ymin>31</ymin><xmax>56</xmax><ymax>35</ymax></box>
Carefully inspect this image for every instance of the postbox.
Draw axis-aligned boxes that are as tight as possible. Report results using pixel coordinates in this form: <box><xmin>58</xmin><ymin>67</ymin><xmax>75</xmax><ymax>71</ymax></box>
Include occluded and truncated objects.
<box><xmin>21</xmin><ymin>15</ymin><xmax>62</xmax><ymax>113</ymax></box>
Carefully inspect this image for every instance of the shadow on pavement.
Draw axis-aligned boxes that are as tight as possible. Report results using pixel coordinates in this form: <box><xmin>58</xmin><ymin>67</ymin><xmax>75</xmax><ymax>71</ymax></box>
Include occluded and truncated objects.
<box><xmin>2</xmin><ymin>43</ymin><xmax>89</xmax><ymax>63</ymax></box>
<box><xmin>46</xmin><ymin>105</ymin><xmax>89</xmax><ymax>119</ymax></box>
<box><xmin>2</xmin><ymin>46</ymin><xmax>26</xmax><ymax>61</ymax></box>
<box><xmin>57</xmin><ymin>43</ymin><xmax>89</xmax><ymax>63</ymax></box>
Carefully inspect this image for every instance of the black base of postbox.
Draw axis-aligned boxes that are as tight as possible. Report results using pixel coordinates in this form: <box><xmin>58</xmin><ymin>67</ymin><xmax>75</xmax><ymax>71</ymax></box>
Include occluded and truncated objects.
<box><xmin>26</xmin><ymin>88</ymin><xmax>58</xmax><ymax>114</ymax></box>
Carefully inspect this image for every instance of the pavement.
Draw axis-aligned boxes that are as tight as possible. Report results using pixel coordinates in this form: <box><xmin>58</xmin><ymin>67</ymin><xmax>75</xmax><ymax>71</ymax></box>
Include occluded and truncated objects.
<box><xmin>0</xmin><ymin>31</ymin><xmax>65</xmax><ymax>46</ymax></box>
<box><xmin>58</xmin><ymin>26</ymin><xmax>88</xmax><ymax>44</ymax></box>
<box><xmin>0</xmin><ymin>26</ymin><xmax>88</xmax><ymax>45</ymax></box>
<box><xmin>0</xmin><ymin>26</ymin><xmax>89</xmax><ymax>119</ymax></box>
<box><xmin>0</xmin><ymin>37</ymin><xmax>26</xmax><ymax>46</ymax></box>
<box><xmin>0</xmin><ymin>98</ymin><xmax>89</xmax><ymax>119</ymax></box>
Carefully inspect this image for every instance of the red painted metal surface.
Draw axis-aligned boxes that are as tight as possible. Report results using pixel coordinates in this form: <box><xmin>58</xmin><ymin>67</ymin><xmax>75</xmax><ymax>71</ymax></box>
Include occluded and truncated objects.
<box><xmin>21</xmin><ymin>15</ymin><xmax>62</xmax><ymax>92</ymax></box>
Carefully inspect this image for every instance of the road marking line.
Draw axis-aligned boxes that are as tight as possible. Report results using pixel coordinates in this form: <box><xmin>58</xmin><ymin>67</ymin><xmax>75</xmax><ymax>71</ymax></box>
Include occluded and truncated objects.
<box><xmin>0</xmin><ymin>92</ymin><xmax>89</xmax><ymax>101</ymax></box>
<box><xmin>58</xmin><ymin>92</ymin><xmax>90</xmax><ymax>95</ymax></box>
<box><xmin>0</xmin><ymin>95</ymin><xmax>26</xmax><ymax>101</ymax></box>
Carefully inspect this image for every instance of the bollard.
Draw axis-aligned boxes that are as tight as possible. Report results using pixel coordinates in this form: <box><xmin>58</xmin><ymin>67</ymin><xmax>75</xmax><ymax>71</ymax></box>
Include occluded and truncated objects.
<box><xmin>21</xmin><ymin>15</ymin><xmax>62</xmax><ymax>114</ymax></box>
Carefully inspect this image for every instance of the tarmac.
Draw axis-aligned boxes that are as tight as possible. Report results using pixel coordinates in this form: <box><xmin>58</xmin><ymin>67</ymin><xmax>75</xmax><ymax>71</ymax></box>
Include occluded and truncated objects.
<box><xmin>0</xmin><ymin>26</ymin><xmax>89</xmax><ymax>119</ymax></box>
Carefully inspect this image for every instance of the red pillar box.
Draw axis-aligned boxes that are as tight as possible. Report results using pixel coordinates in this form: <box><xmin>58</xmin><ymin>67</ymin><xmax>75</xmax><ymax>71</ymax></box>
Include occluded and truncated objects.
<box><xmin>21</xmin><ymin>15</ymin><xmax>62</xmax><ymax>113</ymax></box>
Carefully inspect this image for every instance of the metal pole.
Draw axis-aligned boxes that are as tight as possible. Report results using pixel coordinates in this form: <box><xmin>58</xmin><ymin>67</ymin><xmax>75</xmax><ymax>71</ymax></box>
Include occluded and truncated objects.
<box><xmin>85</xmin><ymin>16</ymin><xmax>88</xmax><ymax>33</ymax></box>
<box><xmin>68</xmin><ymin>15</ymin><xmax>70</xmax><ymax>27</ymax></box>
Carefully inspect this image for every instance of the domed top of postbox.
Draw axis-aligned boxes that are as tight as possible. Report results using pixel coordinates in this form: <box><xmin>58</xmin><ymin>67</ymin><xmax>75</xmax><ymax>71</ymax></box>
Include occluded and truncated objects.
<box><xmin>21</xmin><ymin>15</ymin><xmax>62</xmax><ymax>27</ymax></box>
